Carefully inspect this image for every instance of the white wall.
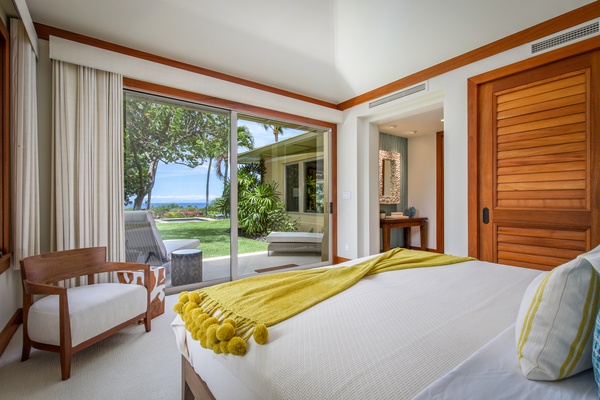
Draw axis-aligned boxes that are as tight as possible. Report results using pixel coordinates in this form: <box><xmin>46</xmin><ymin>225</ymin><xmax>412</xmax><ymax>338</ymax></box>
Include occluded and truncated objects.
<box><xmin>407</xmin><ymin>133</ymin><xmax>437</xmax><ymax>249</ymax></box>
<box><xmin>335</xmin><ymin>20</ymin><xmax>600</xmax><ymax>259</ymax></box>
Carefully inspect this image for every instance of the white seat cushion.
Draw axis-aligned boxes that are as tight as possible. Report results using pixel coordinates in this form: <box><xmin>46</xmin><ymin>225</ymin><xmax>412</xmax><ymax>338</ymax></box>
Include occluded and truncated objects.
<box><xmin>163</xmin><ymin>239</ymin><xmax>200</xmax><ymax>255</ymax></box>
<box><xmin>28</xmin><ymin>283</ymin><xmax>147</xmax><ymax>347</ymax></box>
<box><xmin>265</xmin><ymin>232</ymin><xmax>323</xmax><ymax>243</ymax></box>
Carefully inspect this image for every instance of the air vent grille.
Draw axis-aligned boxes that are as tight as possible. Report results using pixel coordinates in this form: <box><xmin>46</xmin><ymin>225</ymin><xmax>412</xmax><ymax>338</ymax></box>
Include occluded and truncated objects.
<box><xmin>369</xmin><ymin>83</ymin><xmax>426</xmax><ymax>108</ymax></box>
<box><xmin>532</xmin><ymin>21</ymin><xmax>599</xmax><ymax>54</ymax></box>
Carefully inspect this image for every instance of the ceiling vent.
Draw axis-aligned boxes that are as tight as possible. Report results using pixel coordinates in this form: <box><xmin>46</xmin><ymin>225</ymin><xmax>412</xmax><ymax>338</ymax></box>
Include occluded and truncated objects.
<box><xmin>531</xmin><ymin>19</ymin><xmax>599</xmax><ymax>55</ymax></box>
<box><xmin>369</xmin><ymin>82</ymin><xmax>427</xmax><ymax>108</ymax></box>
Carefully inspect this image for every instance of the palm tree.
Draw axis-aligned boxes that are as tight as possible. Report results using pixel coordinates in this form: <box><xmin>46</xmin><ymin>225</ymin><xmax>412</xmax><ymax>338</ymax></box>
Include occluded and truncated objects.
<box><xmin>262</xmin><ymin>123</ymin><xmax>284</xmax><ymax>142</ymax></box>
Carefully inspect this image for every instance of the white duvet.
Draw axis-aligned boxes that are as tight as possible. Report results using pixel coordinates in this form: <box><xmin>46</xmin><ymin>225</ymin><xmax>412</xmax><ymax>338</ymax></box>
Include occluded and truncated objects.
<box><xmin>172</xmin><ymin>258</ymin><xmax>570</xmax><ymax>399</ymax></box>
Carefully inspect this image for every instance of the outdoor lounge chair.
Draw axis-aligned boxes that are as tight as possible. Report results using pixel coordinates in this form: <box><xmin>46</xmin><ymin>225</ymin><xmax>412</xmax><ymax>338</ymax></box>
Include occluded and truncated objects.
<box><xmin>265</xmin><ymin>232</ymin><xmax>323</xmax><ymax>256</ymax></box>
<box><xmin>124</xmin><ymin>210</ymin><xmax>200</xmax><ymax>273</ymax></box>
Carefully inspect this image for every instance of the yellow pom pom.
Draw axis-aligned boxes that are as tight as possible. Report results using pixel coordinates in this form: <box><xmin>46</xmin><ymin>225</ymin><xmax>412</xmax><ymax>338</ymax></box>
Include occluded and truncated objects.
<box><xmin>206</xmin><ymin>325</ymin><xmax>219</xmax><ymax>348</ymax></box>
<box><xmin>223</xmin><ymin>318</ymin><xmax>237</xmax><ymax>328</ymax></box>
<box><xmin>178</xmin><ymin>292</ymin><xmax>189</xmax><ymax>303</ymax></box>
<box><xmin>217</xmin><ymin>323</ymin><xmax>235</xmax><ymax>341</ymax></box>
<box><xmin>201</xmin><ymin>317</ymin><xmax>219</xmax><ymax>333</ymax></box>
<box><xmin>173</xmin><ymin>302</ymin><xmax>184</xmax><ymax>314</ymax></box>
<box><xmin>190</xmin><ymin>308</ymin><xmax>204</xmax><ymax>320</ymax></box>
<box><xmin>253</xmin><ymin>324</ymin><xmax>269</xmax><ymax>345</ymax></box>
<box><xmin>227</xmin><ymin>337</ymin><xmax>247</xmax><ymax>356</ymax></box>
<box><xmin>199</xmin><ymin>333</ymin><xmax>208</xmax><ymax>349</ymax></box>
<box><xmin>213</xmin><ymin>343</ymin><xmax>223</xmax><ymax>354</ymax></box>
<box><xmin>184</xmin><ymin>301</ymin><xmax>198</xmax><ymax>313</ymax></box>
<box><xmin>190</xmin><ymin>326</ymin><xmax>200</xmax><ymax>341</ymax></box>
<box><xmin>220</xmin><ymin>341</ymin><xmax>230</xmax><ymax>354</ymax></box>
<box><xmin>189</xmin><ymin>291</ymin><xmax>201</xmax><ymax>304</ymax></box>
<box><xmin>195</xmin><ymin>313</ymin><xmax>209</xmax><ymax>328</ymax></box>
<box><xmin>185</xmin><ymin>320</ymin><xmax>194</xmax><ymax>331</ymax></box>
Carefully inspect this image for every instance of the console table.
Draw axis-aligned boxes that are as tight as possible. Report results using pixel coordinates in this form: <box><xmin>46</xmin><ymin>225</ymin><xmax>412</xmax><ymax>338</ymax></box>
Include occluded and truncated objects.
<box><xmin>380</xmin><ymin>217</ymin><xmax>428</xmax><ymax>252</ymax></box>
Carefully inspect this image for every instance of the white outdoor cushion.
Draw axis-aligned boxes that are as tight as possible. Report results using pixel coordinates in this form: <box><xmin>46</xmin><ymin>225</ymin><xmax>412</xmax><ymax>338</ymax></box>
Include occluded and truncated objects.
<box><xmin>163</xmin><ymin>239</ymin><xmax>200</xmax><ymax>255</ymax></box>
<box><xmin>27</xmin><ymin>283</ymin><xmax>147</xmax><ymax>347</ymax></box>
<box><xmin>515</xmin><ymin>249</ymin><xmax>600</xmax><ymax>381</ymax></box>
<box><xmin>265</xmin><ymin>232</ymin><xmax>323</xmax><ymax>243</ymax></box>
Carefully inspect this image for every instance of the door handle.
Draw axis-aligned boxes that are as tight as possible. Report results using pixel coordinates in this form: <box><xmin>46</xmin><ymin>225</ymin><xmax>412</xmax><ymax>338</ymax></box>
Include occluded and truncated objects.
<box><xmin>482</xmin><ymin>207</ymin><xmax>489</xmax><ymax>224</ymax></box>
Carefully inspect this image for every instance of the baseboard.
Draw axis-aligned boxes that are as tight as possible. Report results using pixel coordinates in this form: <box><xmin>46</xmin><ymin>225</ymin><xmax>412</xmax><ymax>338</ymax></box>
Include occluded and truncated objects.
<box><xmin>0</xmin><ymin>308</ymin><xmax>22</xmax><ymax>357</ymax></box>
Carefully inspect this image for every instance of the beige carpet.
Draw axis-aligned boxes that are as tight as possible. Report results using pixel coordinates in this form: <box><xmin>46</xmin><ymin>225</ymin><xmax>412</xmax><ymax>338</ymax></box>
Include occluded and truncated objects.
<box><xmin>0</xmin><ymin>294</ymin><xmax>181</xmax><ymax>400</ymax></box>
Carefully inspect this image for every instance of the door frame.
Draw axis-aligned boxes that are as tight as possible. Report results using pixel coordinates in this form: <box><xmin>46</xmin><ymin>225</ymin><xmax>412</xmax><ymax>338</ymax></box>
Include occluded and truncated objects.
<box><xmin>467</xmin><ymin>35</ymin><xmax>600</xmax><ymax>258</ymax></box>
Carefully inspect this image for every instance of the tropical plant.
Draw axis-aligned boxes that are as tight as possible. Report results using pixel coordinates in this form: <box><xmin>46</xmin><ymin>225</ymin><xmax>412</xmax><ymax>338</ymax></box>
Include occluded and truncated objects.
<box><xmin>213</xmin><ymin>163</ymin><xmax>296</xmax><ymax>236</ymax></box>
<box><xmin>262</xmin><ymin>123</ymin><xmax>284</xmax><ymax>143</ymax></box>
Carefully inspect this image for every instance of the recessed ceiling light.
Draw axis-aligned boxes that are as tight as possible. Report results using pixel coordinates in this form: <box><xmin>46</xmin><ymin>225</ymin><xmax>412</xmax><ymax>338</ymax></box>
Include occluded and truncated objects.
<box><xmin>389</xmin><ymin>125</ymin><xmax>397</xmax><ymax>129</ymax></box>
<box><xmin>407</xmin><ymin>130</ymin><xmax>417</xmax><ymax>134</ymax></box>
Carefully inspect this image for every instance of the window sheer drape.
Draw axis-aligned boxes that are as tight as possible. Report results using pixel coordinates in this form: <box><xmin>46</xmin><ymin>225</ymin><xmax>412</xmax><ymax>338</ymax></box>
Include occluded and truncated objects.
<box><xmin>10</xmin><ymin>19</ymin><xmax>40</xmax><ymax>268</ymax></box>
<box><xmin>51</xmin><ymin>60</ymin><xmax>124</xmax><ymax>264</ymax></box>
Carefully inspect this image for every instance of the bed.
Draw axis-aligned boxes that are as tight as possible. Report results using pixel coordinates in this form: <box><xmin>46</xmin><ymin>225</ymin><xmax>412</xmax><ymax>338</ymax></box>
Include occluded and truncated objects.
<box><xmin>171</xmin><ymin>248</ymin><xmax>600</xmax><ymax>399</ymax></box>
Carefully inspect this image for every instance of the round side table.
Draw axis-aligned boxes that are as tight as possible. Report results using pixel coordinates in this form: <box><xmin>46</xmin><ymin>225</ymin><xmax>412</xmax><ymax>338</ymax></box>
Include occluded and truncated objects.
<box><xmin>171</xmin><ymin>249</ymin><xmax>202</xmax><ymax>286</ymax></box>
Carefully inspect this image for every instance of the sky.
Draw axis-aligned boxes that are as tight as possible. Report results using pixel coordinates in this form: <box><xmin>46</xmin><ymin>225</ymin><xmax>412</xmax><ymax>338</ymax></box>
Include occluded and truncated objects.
<box><xmin>145</xmin><ymin>119</ymin><xmax>304</xmax><ymax>207</ymax></box>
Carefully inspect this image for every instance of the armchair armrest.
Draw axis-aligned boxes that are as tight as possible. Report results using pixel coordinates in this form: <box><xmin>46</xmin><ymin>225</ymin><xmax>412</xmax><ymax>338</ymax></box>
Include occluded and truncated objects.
<box><xmin>22</xmin><ymin>280</ymin><xmax>67</xmax><ymax>296</ymax></box>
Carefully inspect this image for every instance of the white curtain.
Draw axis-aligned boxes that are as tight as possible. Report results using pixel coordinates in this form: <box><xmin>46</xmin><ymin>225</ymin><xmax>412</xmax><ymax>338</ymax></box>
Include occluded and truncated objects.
<box><xmin>51</xmin><ymin>60</ymin><xmax>125</xmax><ymax>265</ymax></box>
<box><xmin>10</xmin><ymin>19</ymin><xmax>40</xmax><ymax>268</ymax></box>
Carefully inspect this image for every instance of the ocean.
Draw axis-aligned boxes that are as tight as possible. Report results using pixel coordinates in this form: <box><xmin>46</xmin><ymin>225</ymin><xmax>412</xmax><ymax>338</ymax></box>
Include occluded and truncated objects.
<box><xmin>149</xmin><ymin>202</ymin><xmax>208</xmax><ymax>209</ymax></box>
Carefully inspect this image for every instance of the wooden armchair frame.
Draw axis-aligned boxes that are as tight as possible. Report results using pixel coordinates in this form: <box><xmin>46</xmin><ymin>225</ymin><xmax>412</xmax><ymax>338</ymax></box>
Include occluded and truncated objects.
<box><xmin>20</xmin><ymin>246</ymin><xmax>151</xmax><ymax>380</ymax></box>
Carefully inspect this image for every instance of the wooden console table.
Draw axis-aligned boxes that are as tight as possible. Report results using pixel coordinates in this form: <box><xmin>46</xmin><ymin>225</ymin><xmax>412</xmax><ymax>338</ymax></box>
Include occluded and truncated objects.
<box><xmin>380</xmin><ymin>217</ymin><xmax>428</xmax><ymax>252</ymax></box>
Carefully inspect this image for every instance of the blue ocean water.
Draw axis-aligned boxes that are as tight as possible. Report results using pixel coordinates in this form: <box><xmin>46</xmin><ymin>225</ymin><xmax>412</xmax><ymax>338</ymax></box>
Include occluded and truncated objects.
<box><xmin>149</xmin><ymin>202</ymin><xmax>207</xmax><ymax>208</ymax></box>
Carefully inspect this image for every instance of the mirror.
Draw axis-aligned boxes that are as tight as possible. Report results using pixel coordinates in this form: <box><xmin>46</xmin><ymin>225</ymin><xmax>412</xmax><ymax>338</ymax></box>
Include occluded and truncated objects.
<box><xmin>379</xmin><ymin>150</ymin><xmax>400</xmax><ymax>204</ymax></box>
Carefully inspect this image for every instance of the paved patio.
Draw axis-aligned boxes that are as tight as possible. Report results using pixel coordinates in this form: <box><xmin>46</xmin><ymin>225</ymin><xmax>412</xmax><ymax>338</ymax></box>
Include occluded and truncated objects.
<box><xmin>164</xmin><ymin>250</ymin><xmax>324</xmax><ymax>295</ymax></box>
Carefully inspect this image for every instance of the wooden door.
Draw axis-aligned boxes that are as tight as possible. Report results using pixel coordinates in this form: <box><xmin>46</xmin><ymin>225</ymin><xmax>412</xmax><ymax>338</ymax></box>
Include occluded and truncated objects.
<box><xmin>475</xmin><ymin>51</ymin><xmax>600</xmax><ymax>270</ymax></box>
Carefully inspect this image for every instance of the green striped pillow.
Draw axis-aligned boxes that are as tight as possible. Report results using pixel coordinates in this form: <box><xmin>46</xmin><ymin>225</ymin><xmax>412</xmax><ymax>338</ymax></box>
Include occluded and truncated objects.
<box><xmin>515</xmin><ymin>255</ymin><xmax>600</xmax><ymax>381</ymax></box>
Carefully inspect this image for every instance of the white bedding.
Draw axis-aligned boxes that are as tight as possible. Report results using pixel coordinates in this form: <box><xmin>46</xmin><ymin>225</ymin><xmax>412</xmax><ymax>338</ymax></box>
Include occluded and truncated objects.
<box><xmin>172</xmin><ymin>257</ymin><xmax>556</xmax><ymax>399</ymax></box>
<box><xmin>414</xmin><ymin>324</ymin><xmax>596</xmax><ymax>399</ymax></box>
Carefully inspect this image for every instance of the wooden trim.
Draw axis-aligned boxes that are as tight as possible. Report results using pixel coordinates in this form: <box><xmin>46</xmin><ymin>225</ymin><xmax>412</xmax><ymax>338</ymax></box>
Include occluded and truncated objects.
<box><xmin>467</xmin><ymin>80</ymin><xmax>480</xmax><ymax>259</ymax></box>
<box><xmin>436</xmin><ymin>131</ymin><xmax>444</xmax><ymax>253</ymax></box>
<box><xmin>338</xmin><ymin>2</ymin><xmax>600</xmax><ymax>110</ymax></box>
<box><xmin>0</xmin><ymin>16</ymin><xmax>9</xmax><ymax>273</ymax></box>
<box><xmin>467</xmin><ymin>35</ymin><xmax>600</xmax><ymax>259</ymax></box>
<box><xmin>34</xmin><ymin>23</ymin><xmax>338</xmax><ymax>111</ymax></box>
<box><xmin>330</xmin><ymin>125</ymin><xmax>338</xmax><ymax>264</ymax></box>
<box><xmin>182</xmin><ymin>355</ymin><xmax>216</xmax><ymax>400</ymax></box>
<box><xmin>124</xmin><ymin>78</ymin><xmax>336</xmax><ymax>131</ymax></box>
<box><xmin>333</xmin><ymin>256</ymin><xmax>350</xmax><ymax>264</ymax></box>
<box><xmin>0</xmin><ymin>309</ymin><xmax>22</xmax><ymax>358</ymax></box>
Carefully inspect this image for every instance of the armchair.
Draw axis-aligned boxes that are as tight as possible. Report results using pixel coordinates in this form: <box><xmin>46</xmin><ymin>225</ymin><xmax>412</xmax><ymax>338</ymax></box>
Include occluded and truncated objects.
<box><xmin>20</xmin><ymin>247</ymin><xmax>151</xmax><ymax>380</ymax></box>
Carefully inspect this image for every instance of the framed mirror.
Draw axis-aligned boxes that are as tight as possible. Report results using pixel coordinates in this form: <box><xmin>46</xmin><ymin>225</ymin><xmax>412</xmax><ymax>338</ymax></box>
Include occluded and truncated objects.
<box><xmin>379</xmin><ymin>150</ymin><xmax>400</xmax><ymax>204</ymax></box>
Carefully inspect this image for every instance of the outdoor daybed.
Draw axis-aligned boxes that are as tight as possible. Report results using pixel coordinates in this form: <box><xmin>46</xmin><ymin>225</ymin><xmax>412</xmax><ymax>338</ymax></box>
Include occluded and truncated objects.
<box><xmin>265</xmin><ymin>231</ymin><xmax>323</xmax><ymax>256</ymax></box>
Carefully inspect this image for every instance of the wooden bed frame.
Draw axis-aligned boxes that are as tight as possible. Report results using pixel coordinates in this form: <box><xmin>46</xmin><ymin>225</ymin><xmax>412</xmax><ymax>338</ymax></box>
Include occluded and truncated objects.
<box><xmin>182</xmin><ymin>356</ymin><xmax>215</xmax><ymax>400</ymax></box>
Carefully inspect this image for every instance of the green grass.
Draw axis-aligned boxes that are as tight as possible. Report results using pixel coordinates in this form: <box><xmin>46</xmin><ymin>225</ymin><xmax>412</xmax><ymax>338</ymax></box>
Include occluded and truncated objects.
<box><xmin>154</xmin><ymin>219</ymin><xmax>267</xmax><ymax>259</ymax></box>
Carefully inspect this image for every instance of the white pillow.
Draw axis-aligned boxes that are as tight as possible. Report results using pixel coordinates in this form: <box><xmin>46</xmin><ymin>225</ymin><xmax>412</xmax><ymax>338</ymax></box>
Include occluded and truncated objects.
<box><xmin>515</xmin><ymin>254</ymin><xmax>600</xmax><ymax>381</ymax></box>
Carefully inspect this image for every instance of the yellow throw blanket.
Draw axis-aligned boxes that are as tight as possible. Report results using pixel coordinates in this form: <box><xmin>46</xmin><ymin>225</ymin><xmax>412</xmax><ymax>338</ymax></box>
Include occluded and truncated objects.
<box><xmin>173</xmin><ymin>248</ymin><xmax>474</xmax><ymax>355</ymax></box>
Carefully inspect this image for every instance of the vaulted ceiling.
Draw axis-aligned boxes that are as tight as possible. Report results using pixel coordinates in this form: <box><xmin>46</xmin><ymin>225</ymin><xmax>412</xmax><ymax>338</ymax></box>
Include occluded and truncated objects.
<box><xmin>24</xmin><ymin>0</ymin><xmax>594</xmax><ymax>105</ymax></box>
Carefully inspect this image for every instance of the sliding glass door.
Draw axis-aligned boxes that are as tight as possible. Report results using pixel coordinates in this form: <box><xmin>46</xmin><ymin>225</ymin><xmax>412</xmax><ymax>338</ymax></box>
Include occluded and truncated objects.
<box><xmin>123</xmin><ymin>91</ymin><xmax>232</xmax><ymax>290</ymax></box>
<box><xmin>123</xmin><ymin>90</ymin><xmax>332</xmax><ymax>290</ymax></box>
<box><xmin>234</xmin><ymin>114</ymin><xmax>331</xmax><ymax>278</ymax></box>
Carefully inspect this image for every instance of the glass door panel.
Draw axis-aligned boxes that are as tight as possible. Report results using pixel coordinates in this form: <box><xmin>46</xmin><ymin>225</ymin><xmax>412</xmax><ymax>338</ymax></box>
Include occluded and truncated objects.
<box><xmin>123</xmin><ymin>90</ymin><xmax>231</xmax><ymax>292</ymax></box>
<box><xmin>235</xmin><ymin>114</ymin><xmax>331</xmax><ymax>278</ymax></box>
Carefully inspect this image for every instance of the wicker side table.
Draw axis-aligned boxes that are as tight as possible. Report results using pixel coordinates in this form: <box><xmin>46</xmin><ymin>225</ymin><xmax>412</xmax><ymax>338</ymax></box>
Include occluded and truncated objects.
<box><xmin>171</xmin><ymin>249</ymin><xmax>203</xmax><ymax>286</ymax></box>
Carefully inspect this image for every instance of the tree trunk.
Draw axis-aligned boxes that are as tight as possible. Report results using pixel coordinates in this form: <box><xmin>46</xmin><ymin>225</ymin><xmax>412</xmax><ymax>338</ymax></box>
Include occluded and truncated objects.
<box><xmin>205</xmin><ymin>157</ymin><xmax>213</xmax><ymax>215</ymax></box>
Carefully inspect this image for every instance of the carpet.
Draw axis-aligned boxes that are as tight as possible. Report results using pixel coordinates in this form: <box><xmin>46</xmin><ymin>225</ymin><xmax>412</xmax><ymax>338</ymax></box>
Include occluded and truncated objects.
<box><xmin>0</xmin><ymin>295</ymin><xmax>181</xmax><ymax>400</ymax></box>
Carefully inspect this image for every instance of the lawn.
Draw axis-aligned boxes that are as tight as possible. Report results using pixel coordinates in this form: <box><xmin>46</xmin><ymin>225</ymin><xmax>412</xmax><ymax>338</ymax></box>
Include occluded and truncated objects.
<box><xmin>154</xmin><ymin>218</ymin><xmax>267</xmax><ymax>259</ymax></box>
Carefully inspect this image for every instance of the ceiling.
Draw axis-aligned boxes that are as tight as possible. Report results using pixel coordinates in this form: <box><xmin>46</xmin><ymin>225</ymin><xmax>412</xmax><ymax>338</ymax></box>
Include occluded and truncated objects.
<box><xmin>22</xmin><ymin>0</ymin><xmax>593</xmax><ymax>107</ymax></box>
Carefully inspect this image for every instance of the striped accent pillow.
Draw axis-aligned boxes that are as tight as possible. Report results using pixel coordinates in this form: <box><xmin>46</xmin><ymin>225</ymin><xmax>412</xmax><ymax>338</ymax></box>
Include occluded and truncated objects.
<box><xmin>515</xmin><ymin>255</ymin><xmax>600</xmax><ymax>381</ymax></box>
<box><xmin>592</xmin><ymin>307</ymin><xmax>600</xmax><ymax>395</ymax></box>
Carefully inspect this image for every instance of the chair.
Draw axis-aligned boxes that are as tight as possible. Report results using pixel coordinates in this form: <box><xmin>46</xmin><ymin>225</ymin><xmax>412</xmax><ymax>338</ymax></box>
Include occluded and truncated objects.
<box><xmin>124</xmin><ymin>210</ymin><xmax>200</xmax><ymax>273</ymax></box>
<box><xmin>20</xmin><ymin>247</ymin><xmax>151</xmax><ymax>380</ymax></box>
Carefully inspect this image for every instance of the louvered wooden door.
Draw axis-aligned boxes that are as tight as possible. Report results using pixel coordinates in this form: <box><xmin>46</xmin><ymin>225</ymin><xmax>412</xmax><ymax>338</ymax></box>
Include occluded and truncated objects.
<box><xmin>477</xmin><ymin>51</ymin><xmax>600</xmax><ymax>270</ymax></box>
